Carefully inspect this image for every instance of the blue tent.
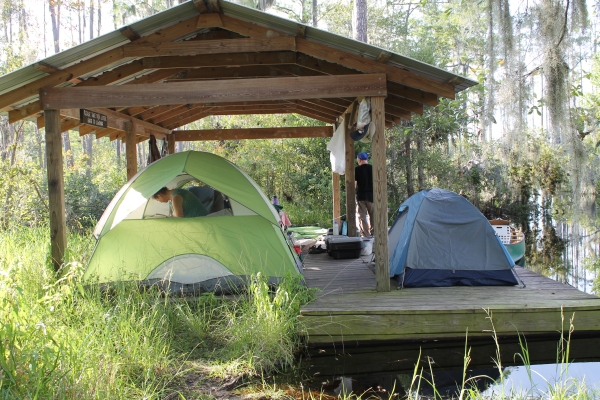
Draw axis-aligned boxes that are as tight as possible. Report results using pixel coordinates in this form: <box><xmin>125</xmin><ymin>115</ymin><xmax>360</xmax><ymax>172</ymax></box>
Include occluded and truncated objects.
<box><xmin>389</xmin><ymin>188</ymin><xmax>521</xmax><ymax>288</ymax></box>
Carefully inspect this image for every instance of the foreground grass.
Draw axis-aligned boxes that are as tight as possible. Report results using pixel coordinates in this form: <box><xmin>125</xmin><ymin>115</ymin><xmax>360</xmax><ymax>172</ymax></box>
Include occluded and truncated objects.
<box><xmin>0</xmin><ymin>227</ymin><xmax>314</xmax><ymax>399</ymax></box>
<box><xmin>2</xmin><ymin>228</ymin><xmax>598</xmax><ymax>399</ymax></box>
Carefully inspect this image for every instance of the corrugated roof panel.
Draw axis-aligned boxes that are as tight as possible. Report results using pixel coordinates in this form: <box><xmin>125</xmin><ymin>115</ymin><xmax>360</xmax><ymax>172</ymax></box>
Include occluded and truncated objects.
<box><xmin>0</xmin><ymin>68</ymin><xmax>47</xmax><ymax>96</ymax></box>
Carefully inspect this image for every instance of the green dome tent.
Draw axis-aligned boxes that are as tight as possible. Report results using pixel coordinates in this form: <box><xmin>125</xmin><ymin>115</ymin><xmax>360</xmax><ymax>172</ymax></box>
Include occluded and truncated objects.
<box><xmin>84</xmin><ymin>151</ymin><xmax>302</xmax><ymax>294</ymax></box>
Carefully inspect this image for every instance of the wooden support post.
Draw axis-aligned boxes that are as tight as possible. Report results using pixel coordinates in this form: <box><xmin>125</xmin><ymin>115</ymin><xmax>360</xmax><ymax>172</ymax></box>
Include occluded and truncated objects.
<box><xmin>371</xmin><ymin>96</ymin><xmax>390</xmax><ymax>292</ymax></box>
<box><xmin>44</xmin><ymin>109</ymin><xmax>67</xmax><ymax>272</ymax></box>
<box><xmin>344</xmin><ymin>110</ymin><xmax>357</xmax><ymax>237</ymax></box>
<box><xmin>167</xmin><ymin>134</ymin><xmax>176</xmax><ymax>155</ymax></box>
<box><xmin>125</xmin><ymin>121</ymin><xmax>137</xmax><ymax>180</ymax></box>
<box><xmin>332</xmin><ymin>172</ymin><xmax>340</xmax><ymax>229</ymax></box>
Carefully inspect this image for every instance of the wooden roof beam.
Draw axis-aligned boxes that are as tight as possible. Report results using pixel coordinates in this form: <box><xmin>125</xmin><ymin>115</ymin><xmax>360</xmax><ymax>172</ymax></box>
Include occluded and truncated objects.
<box><xmin>296</xmin><ymin>98</ymin><xmax>347</xmax><ymax>114</ymax></box>
<box><xmin>195</xmin><ymin>106</ymin><xmax>295</xmax><ymax>116</ymax></box>
<box><xmin>162</xmin><ymin>110</ymin><xmax>213</xmax><ymax>130</ymax></box>
<box><xmin>124</xmin><ymin>37</ymin><xmax>296</xmax><ymax>57</ymax></box>
<box><xmin>77</xmin><ymin>60</ymin><xmax>145</xmax><ymax>87</ymax></box>
<box><xmin>293</xmin><ymin>103</ymin><xmax>339</xmax><ymax>121</ymax></box>
<box><xmin>152</xmin><ymin>105</ymin><xmax>207</xmax><ymax>126</ymax></box>
<box><xmin>163</xmin><ymin>106</ymin><xmax>298</xmax><ymax>130</ymax></box>
<box><xmin>119</xmin><ymin>26</ymin><xmax>141</xmax><ymax>41</ymax></box>
<box><xmin>142</xmin><ymin>51</ymin><xmax>297</xmax><ymax>69</ymax></box>
<box><xmin>295</xmin><ymin>54</ymin><xmax>438</xmax><ymax>107</ymax></box>
<box><xmin>40</xmin><ymin>74</ymin><xmax>387</xmax><ymax>109</ymax></box>
<box><xmin>385</xmin><ymin>94</ymin><xmax>423</xmax><ymax>115</ymax></box>
<box><xmin>34</xmin><ymin>61</ymin><xmax>60</xmax><ymax>74</ymax></box>
<box><xmin>165</xmin><ymin>65</ymin><xmax>297</xmax><ymax>81</ymax></box>
<box><xmin>172</xmin><ymin>126</ymin><xmax>333</xmax><ymax>141</ymax></box>
<box><xmin>95</xmin><ymin>127</ymin><xmax>119</xmax><ymax>139</ymax></box>
<box><xmin>219</xmin><ymin>14</ymin><xmax>286</xmax><ymax>39</ymax></box>
<box><xmin>385</xmin><ymin>104</ymin><xmax>411</xmax><ymax>120</ymax></box>
<box><xmin>196</xmin><ymin>12</ymin><xmax>223</xmax><ymax>28</ymax></box>
<box><xmin>78</xmin><ymin>125</ymin><xmax>97</xmax><ymax>136</ymax></box>
<box><xmin>38</xmin><ymin>108</ymin><xmax>170</xmax><ymax>138</ymax></box>
<box><xmin>292</xmin><ymin>109</ymin><xmax>336</xmax><ymax>124</ymax></box>
<box><xmin>9</xmin><ymin>69</ymin><xmax>187</xmax><ymax>123</ymax></box>
<box><xmin>137</xmin><ymin>104</ymin><xmax>182</xmax><ymax>121</ymax></box>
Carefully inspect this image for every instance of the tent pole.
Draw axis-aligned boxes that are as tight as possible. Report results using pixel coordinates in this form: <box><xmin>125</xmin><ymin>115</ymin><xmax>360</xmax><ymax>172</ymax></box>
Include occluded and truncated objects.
<box><xmin>44</xmin><ymin>109</ymin><xmax>67</xmax><ymax>272</ymax></box>
<box><xmin>125</xmin><ymin>120</ymin><xmax>137</xmax><ymax>180</ymax></box>
<box><xmin>371</xmin><ymin>96</ymin><xmax>390</xmax><ymax>292</ymax></box>
<box><xmin>344</xmin><ymin>108</ymin><xmax>357</xmax><ymax>237</ymax></box>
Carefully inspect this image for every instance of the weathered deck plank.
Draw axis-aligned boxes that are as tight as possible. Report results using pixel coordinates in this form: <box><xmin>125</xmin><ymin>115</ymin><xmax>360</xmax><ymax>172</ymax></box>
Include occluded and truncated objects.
<box><xmin>299</xmin><ymin>252</ymin><xmax>600</xmax><ymax>345</ymax></box>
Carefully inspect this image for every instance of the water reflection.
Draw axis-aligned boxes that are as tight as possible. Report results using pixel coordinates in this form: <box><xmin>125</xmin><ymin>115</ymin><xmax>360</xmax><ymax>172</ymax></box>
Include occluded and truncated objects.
<box><xmin>527</xmin><ymin>220</ymin><xmax>599</xmax><ymax>294</ymax></box>
<box><xmin>300</xmin><ymin>335</ymin><xmax>600</xmax><ymax>398</ymax></box>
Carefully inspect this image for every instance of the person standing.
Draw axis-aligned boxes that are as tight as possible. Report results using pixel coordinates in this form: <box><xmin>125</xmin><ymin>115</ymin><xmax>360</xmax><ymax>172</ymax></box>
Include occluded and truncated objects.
<box><xmin>355</xmin><ymin>152</ymin><xmax>374</xmax><ymax>237</ymax></box>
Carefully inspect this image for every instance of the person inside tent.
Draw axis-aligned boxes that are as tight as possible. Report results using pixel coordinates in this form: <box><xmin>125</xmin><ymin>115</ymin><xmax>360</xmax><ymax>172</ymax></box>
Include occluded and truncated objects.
<box><xmin>187</xmin><ymin>185</ymin><xmax>225</xmax><ymax>214</ymax></box>
<box><xmin>152</xmin><ymin>187</ymin><xmax>208</xmax><ymax>218</ymax></box>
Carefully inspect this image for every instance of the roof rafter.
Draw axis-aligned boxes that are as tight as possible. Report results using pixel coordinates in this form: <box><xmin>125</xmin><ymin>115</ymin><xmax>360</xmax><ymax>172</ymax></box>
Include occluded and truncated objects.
<box><xmin>172</xmin><ymin>126</ymin><xmax>333</xmax><ymax>141</ymax></box>
<box><xmin>123</xmin><ymin>37</ymin><xmax>296</xmax><ymax>57</ymax></box>
<box><xmin>141</xmin><ymin>51</ymin><xmax>297</xmax><ymax>69</ymax></box>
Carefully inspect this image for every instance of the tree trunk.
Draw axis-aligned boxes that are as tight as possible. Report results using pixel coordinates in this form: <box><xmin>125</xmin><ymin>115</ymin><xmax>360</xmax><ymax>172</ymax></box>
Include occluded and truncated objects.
<box><xmin>83</xmin><ymin>134</ymin><xmax>93</xmax><ymax>177</ymax></box>
<box><xmin>97</xmin><ymin>1</ymin><xmax>101</xmax><ymax>37</ymax></box>
<box><xmin>49</xmin><ymin>0</ymin><xmax>60</xmax><ymax>53</ymax></box>
<box><xmin>416</xmin><ymin>130</ymin><xmax>425</xmax><ymax>191</ymax></box>
<box><xmin>90</xmin><ymin>0</ymin><xmax>95</xmax><ymax>39</ymax></box>
<box><xmin>312</xmin><ymin>0</ymin><xmax>317</xmax><ymax>27</ymax></box>
<box><xmin>35</xmin><ymin>126</ymin><xmax>45</xmax><ymax>168</ymax></box>
<box><xmin>2</xmin><ymin>123</ymin><xmax>24</xmax><ymax>229</ymax></box>
<box><xmin>116</xmin><ymin>138</ymin><xmax>121</xmax><ymax>168</ymax></box>
<box><xmin>404</xmin><ymin>135</ymin><xmax>414</xmax><ymax>197</ymax></box>
<box><xmin>63</xmin><ymin>131</ymin><xmax>73</xmax><ymax>168</ymax></box>
<box><xmin>0</xmin><ymin>119</ymin><xmax>8</xmax><ymax>161</ymax></box>
<box><xmin>112</xmin><ymin>0</ymin><xmax>118</xmax><ymax>29</ymax></box>
<box><xmin>353</xmin><ymin>0</ymin><xmax>367</xmax><ymax>43</ymax></box>
<box><xmin>138</xmin><ymin>141</ymin><xmax>145</xmax><ymax>167</ymax></box>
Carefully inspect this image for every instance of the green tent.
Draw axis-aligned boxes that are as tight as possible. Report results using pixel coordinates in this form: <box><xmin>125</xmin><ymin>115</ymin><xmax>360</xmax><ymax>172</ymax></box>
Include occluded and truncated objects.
<box><xmin>84</xmin><ymin>151</ymin><xmax>302</xmax><ymax>294</ymax></box>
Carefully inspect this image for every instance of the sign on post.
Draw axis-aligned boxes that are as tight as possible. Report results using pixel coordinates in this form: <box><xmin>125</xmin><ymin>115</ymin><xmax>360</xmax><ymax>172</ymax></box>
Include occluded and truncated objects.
<box><xmin>80</xmin><ymin>109</ymin><xmax>107</xmax><ymax>128</ymax></box>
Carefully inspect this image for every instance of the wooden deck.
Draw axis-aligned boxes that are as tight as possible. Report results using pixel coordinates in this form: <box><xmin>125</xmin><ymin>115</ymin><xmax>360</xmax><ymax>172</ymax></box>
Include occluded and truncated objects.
<box><xmin>299</xmin><ymin>252</ymin><xmax>600</xmax><ymax>345</ymax></box>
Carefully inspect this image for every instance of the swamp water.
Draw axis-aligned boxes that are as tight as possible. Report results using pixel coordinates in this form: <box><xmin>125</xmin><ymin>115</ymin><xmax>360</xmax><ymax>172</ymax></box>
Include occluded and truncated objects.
<box><xmin>294</xmin><ymin>223</ymin><xmax>600</xmax><ymax>398</ymax></box>
<box><xmin>298</xmin><ymin>335</ymin><xmax>600</xmax><ymax>398</ymax></box>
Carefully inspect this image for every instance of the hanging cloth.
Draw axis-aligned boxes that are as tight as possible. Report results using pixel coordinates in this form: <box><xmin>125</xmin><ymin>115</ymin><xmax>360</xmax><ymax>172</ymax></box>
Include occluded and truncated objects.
<box><xmin>147</xmin><ymin>134</ymin><xmax>161</xmax><ymax>164</ymax></box>
<box><xmin>326</xmin><ymin>118</ymin><xmax>346</xmax><ymax>174</ymax></box>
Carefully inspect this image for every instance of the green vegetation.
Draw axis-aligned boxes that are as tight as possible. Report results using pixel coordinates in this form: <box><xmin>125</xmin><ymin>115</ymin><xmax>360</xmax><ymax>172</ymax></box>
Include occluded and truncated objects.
<box><xmin>0</xmin><ymin>228</ymin><xmax>315</xmax><ymax>399</ymax></box>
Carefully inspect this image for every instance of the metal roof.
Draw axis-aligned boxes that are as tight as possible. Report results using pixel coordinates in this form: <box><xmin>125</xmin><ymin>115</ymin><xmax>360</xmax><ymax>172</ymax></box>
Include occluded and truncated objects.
<box><xmin>0</xmin><ymin>0</ymin><xmax>476</xmax><ymax>103</ymax></box>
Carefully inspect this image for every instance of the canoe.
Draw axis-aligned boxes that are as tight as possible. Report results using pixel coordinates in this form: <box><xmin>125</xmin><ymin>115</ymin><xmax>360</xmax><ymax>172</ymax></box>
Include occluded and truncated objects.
<box><xmin>490</xmin><ymin>219</ymin><xmax>526</xmax><ymax>266</ymax></box>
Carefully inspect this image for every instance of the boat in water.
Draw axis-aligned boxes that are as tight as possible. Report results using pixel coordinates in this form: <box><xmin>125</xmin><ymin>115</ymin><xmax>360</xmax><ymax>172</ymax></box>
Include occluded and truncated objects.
<box><xmin>490</xmin><ymin>219</ymin><xmax>526</xmax><ymax>267</ymax></box>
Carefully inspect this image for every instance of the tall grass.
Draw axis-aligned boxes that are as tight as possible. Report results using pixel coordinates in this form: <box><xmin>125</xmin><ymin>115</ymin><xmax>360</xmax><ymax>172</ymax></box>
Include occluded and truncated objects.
<box><xmin>0</xmin><ymin>227</ymin><xmax>314</xmax><ymax>399</ymax></box>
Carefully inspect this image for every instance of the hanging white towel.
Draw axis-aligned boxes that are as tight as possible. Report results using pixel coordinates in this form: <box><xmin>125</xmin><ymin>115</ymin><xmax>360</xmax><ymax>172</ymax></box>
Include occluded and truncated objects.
<box><xmin>327</xmin><ymin>120</ymin><xmax>346</xmax><ymax>174</ymax></box>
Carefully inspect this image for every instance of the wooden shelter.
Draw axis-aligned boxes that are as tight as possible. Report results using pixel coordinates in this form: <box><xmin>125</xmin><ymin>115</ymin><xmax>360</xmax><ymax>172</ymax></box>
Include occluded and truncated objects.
<box><xmin>0</xmin><ymin>0</ymin><xmax>477</xmax><ymax>291</ymax></box>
